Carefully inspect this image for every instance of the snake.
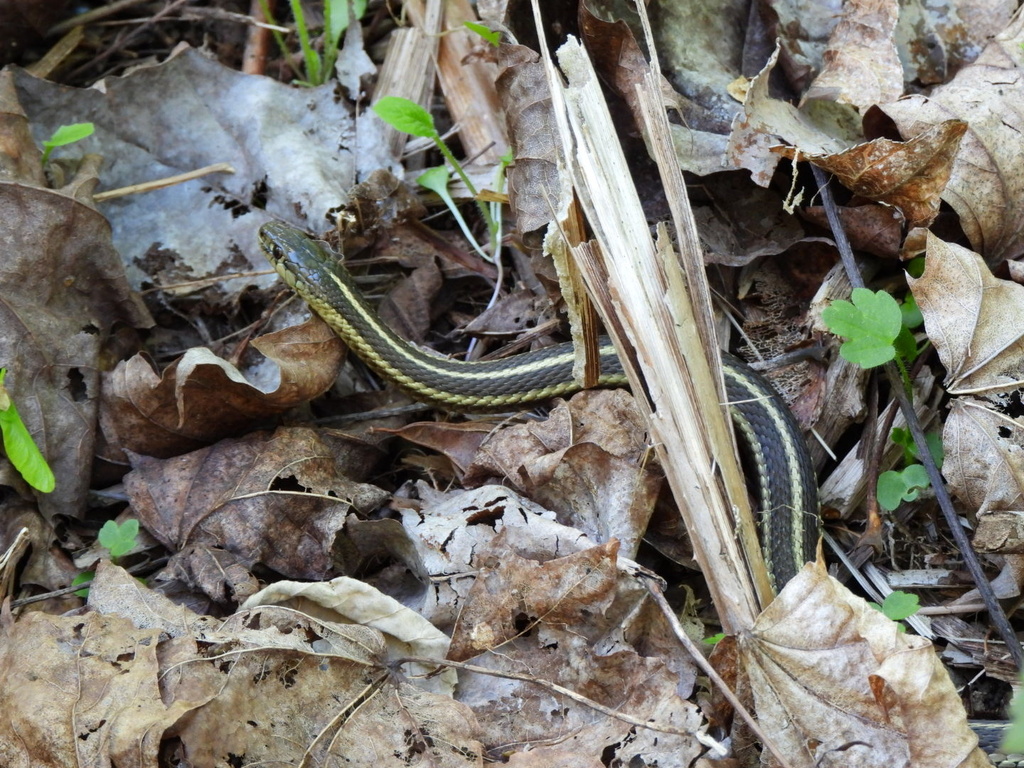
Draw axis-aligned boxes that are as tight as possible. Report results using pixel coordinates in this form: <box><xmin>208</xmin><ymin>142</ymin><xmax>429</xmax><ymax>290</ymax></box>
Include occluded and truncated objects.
<box><xmin>257</xmin><ymin>220</ymin><xmax>1013</xmax><ymax>764</ymax></box>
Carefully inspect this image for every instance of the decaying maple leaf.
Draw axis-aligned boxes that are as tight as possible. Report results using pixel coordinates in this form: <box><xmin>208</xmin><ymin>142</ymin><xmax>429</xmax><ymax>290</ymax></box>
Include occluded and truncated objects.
<box><xmin>772</xmin><ymin>119</ymin><xmax>967</xmax><ymax>228</ymax></box>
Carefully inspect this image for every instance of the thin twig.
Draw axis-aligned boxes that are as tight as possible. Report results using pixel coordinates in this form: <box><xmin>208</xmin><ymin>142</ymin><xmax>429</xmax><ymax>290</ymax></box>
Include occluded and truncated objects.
<box><xmin>642</xmin><ymin>578</ymin><xmax>797</xmax><ymax>768</ymax></box>
<box><xmin>392</xmin><ymin>651</ymin><xmax>728</xmax><ymax>755</ymax></box>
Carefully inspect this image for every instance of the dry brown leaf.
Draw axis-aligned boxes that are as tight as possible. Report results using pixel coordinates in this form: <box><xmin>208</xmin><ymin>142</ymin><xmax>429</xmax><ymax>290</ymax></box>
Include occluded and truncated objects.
<box><xmin>880</xmin><ymin>10</ymin><xmax>1024</xmax><ymax>263</ymax></box>
<box><xmin>772</xmin><ymin>119</ymin><xmax>968</xmax><ymax>229</ymax></box>
<box><xmin>895</xmin><ymin>0</ymin><xmax>1016</xmax><ymax>86</ymax></box>
<box><xmin>124</xmin><ymin>426</ymin><xmax>387</xmax><ymax>602</ymax></box>
<box><xmin>943</xmin><ymin>400</ymin><xmax>1024</xmax><ymax>515</ymax></box>
<box><xmin>99</xmin><ymin>318</ymin><xmax>345</xmax><ymax>459</ymax></box>
<box><xmin>448</xmin><ymin>538</ymin><xmax>621</xmax><ymax>661</ymax></box>
<box><xmin>803</xmin><ymin>0</ymin><xmax>902</xmax><ymax>108</ymax></box>
<box><xmin>0</xmin><ymin>71</ymin><xmax>152</xmax><ymax>519</ymax></box>
<box><xmin>396</xmin><ymin>485</ymin><xmax>649</xmax><ymax>632</ymax></box>
<box><xmin>0</xmin><ymin>609</ymin><xmax>194</xmax><ymax>768</ymax></box>
<box><xmin>694</xmin><ymin>175</ymin><xmax>807</xmax><ymax>266</ymax></box>
<box><xmin>388</xmin><ymin>420</ymin><xmax>494</xmax><ymax>475</ymax></box>
<box><xmin>169</xmin><ymin>605</ymin><xmax>482</xmax><ymax>768</ymax></box>
<box><xmin>444</xmin><ymin>538</ymin><xmax>702</xmax><ymax>764</ymax></box>
<box><xmin>463</xmin><ymin>390</ymin><xmax>660</xmax><ymax>557</ymax></box>
<box><xmin>799</xmin><ymin>203</ymin><xmax>904</xmax><ymax>258</ymax></box>
<box><xmin>908</xmin><ymin>233</ymin><xmax>1024</xmax><ymax>400</ymax></box>
<box><xmin>12</xmin><ymin>50</ymin><xmax>366</xmax><ymax>293</ymax></box>
<box><xmin>737</xmin><ymin>560</ymin><xmax>988</xmax><ymax>767</ymax></box>
<box><xmin>496</xmin><ymin>44</ymin><xmax>570</xmax><ymax>233</ymax></box>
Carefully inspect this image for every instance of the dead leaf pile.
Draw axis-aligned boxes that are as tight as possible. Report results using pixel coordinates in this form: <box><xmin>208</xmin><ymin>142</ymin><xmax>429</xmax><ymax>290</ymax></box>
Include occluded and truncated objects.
<box><xmin>1</xmin><ymin>0</ymin><xmax>1023</xmax><ymax>766</ymax></box>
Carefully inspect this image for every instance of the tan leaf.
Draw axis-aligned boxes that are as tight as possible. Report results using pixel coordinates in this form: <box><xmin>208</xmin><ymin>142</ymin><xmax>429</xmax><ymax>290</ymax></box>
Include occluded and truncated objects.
<box><xmin>124</xmin><ymin>426</ymin><xmax>387</xmax><ymax>602</ymax></box>
<box><xmin>0</xmin><ymin>610</ymin><xmax>194</xmax><ymax>768</ymax></box>
<box><xmin>464</xmin><ymin>390</ymin><xmax>660</xmax><ymax>557</ymax></box>
<box><xmin>908</xmin><ymin>233</ymin><xmax>1024</xmax><ymax>400</ymax></box>
<box><xmin>773</xmin><ymin>120</ymin><xmax>968</xmax><ymax>228</ymax></box>
<box><xmin>168</xmin><ymin>605</ymin><xmax>482</xmax><ymax>768</ymax></box>
<box><xmin>803</xmin><ymin>0</ymin><xmax>903</xmax><ymax>109</ymax></box>
<box><xmin>942</xmin><ymin>400</ymin><xmax>1024</xmax><ymax>514</ymax></box>
<box><xmin>99</xmin><ymin>318</ymin><xmax>345</xmax><ymax>459</ymax></box>
<box><xmin>727</xmin><ymin>43</ymin><xmax>854</xmax><ymax>186</ymax></box>
<box><xmin>0</xmin><ymin>71</ymin><xmax>152</xmax><ymax>519</ymax></box>
<box><xmin>241</xmin><ymin>576</ymin><xmax>457</xmax><ymax>694</ymax></box>
<box><xmin>738</xmin><ymin>560</ymin><xmax>988</xmax><ymax>767</ymax></box>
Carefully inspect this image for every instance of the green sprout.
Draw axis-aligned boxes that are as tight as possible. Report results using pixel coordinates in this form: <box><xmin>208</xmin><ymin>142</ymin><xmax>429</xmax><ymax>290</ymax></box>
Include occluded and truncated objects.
<box><xmin>822</xmin><ymin>288</ymin><xmax>903</xmax><ymax>369</ymax></box>
<box><xmin>73</xmin><ymin>518</ymin><xmax>141</xmax><ymax>598</ymax></box>
<box><xmin>464</xmin><ymin>21</ymin><xmax>500</xmax><ymax>47</ymax></box>
<box><xmin>98</xmin><ymin>519</ymin><xmax>140</xmax><ymax>560</ymax></box>
<box><xmin>824</xmin><ymin>287</ymin><xmax>938</xmax><ymax>510</ymax></box>
<box><xmin>40</xmin><ymin>122</ymin><xmax>95</xmax><ymax>165</ymax></box>
<box><xmin>876</xmin><ymin>464</ymin><xmax>930</xmax><ymax>512</ymax></box>
<box><xmin>0</xmin><ymin>369</ymin><xmax>55</xmax><ymax>493</ymax></box>
<box><xmin>1004</xmin><ymin>685</ymin><xmax>1024</xmax><ymax>753</ymax></box>
<box><xmin>868</xmin><ymin>590</ymin><xmax>920</xmax><ymax>632</ymax></box>
<box><xmin>373</xmin><ymin>96</ymin><xmax>500</xmax><ymax>252</ymax></box>
<box><xmin>260</xmin><ymin>0</ymin><xmax>367</xmax><ymax>86</ymax></box>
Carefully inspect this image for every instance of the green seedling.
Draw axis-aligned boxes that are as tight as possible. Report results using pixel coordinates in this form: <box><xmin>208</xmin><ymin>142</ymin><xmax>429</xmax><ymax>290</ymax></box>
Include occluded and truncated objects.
<box><xmin>1004</xmin><ymin>685</ymin><xmax>1024</xmax><ymax>753</ymax></box>
<box><xmin>373</xmin><ymin>96</ymin><xmax>499</xmax><ymax>250</ymax></box>
<box><xmin>702</xmin><ymin>632</ymin><xmax>726</xmax><ymax>645</ymax></box>
<box><xmin>464</xmin><ymin>21</ymin><xmax>500</xmax><ymax>47</ymax></box>
<box><xmin>71</xmin><ymin>572</ymin><xmax>93</xmax><ymax>598</ymax></box>
<box><xmin>99</xmin><ymin>518</ymin><xmax>140</xmax><ymax>560</ymax></box>
<box><xmin>260</xmin><ymin>0</ymin><xmax>367</xmax><ymax>86</ymax></box>
<box><xmin>418</xmin><ymin>166</ymin><xmax>491</xmax><ymax>262</ymax></box>
<box><xmin>822</xmin><ymin>287</ymin><xmax>903</xmax><ymax>369</ymax></box>
<box><xmin>40</xmin><ymin>122</ymin><xmax>94</xmax><ymax>165</ymax></box>
<box><xmin>868</xmin><ymin>590</ymin><xmax>920</xmax><ymax>632</ymax></box>
<box><xmin>824</xmin><ymin>288</ymin><xmax>938</xmax><ymax>510</ymax></box>
<box><xmin>890</xmin><ymin>426</ymin><xmax>943</xmax><ymax>469</ymax></box>
<box><xmin>877</xmin><ymin>464</ymin><xmax>930</xmax><ymax>512</ymax></box>
<box><xmin>822</xmin><ymin>287</ymin><xmax>923</xmax><ymax>392</ymax></box>
<box><xmin>0</xmin><ymin>369</ymin><xmax>55</xmax><ymax>493</ymax></box>
<box><xmin>74</xmin><ymin>518</ymin><xmax>142</xmax><ymax>598</ymax></box>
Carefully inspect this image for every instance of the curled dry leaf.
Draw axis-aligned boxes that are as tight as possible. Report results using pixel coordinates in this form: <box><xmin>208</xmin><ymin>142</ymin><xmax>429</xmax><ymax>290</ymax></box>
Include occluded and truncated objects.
<box><xmin>463</xmin><ymin>389</ymin><xmax>660</xmax><ymax>558</ymax></box>
<box><xmin>99</xmin><ymin>317</ymin><xmax>345</xmax><ymax>459</ymax></box>
<box><xmin>727</xmin><ymin>43</ymin><xmax>855</xmax><ymax>186</ymax></box>
<box><xmin>0</xmin><ymin>71</ymin><xmax>153</xmax><ymax>520</ymax></box>
<box><xmin>736</xmin><ymin>560</ymin><xmax>988</xmax><ymax>767</ymax></box>
<box><xmin>0</xmin><ymin>610</ymin><xmax>190</xmax><ymax>768</ymax></box>
<box><xmin>908</xmin><ymin>233</ymin><xmax>1024</xmax><ymax>401</ymax></box>
<box><xmin>496</xmin><ymin>44</ymin><xmax>571</xmax><ymax>233</ymax></box>
<box><xmin>880</xmin><ymin>12</ymin><xmax>1024</xmax><ymax>263</ymax></box>
<box><xmin>124</xmin><ymin>426</ymin><xmax>387</xmax><ymax>603</ymax></box>
<box><xmin>241</xmin><ymin>576</ymin><xmax>457</xmax><ymax>695</ymax></box>
<box><xmin>772</xmin><ymin>119</ymin><xmax>968</xmax><ymax>229</ymax></box>
<box><xmin>802</xmin><ymin>0</ymin><xmax>903</xmax><ymax>109</ymax></box>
